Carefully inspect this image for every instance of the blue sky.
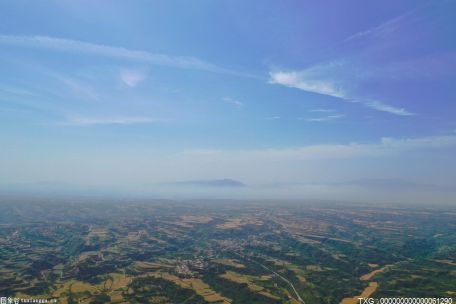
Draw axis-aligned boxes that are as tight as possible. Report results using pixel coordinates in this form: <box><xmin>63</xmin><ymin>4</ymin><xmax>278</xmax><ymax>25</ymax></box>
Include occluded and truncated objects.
<box><xmin>0</xmin><ymin>1</ymin><xmax>455</xmax><ymax>203</ymax></box>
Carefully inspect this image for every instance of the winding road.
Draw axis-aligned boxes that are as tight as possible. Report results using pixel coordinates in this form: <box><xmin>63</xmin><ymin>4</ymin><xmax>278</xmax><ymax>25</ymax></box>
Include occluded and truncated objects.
<box><xmin>233</xmin><ymin>251</ymin><xmax>305</xmax><ymax>303</ymax></box>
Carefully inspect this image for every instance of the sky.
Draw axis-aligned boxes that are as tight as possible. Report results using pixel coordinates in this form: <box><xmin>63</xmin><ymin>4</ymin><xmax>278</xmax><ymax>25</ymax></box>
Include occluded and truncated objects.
<box><xmin>0</xmin><ymin>0</ymin><xmax>455</xmax><ymax>203</ymax></box>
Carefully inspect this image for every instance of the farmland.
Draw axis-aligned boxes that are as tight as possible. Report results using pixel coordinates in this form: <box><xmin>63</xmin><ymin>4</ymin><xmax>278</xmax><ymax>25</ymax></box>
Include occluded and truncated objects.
<box><xmin>0</xmin><ymin>200</ymin><xmax>455</xmax><ymax>303</ymax></box>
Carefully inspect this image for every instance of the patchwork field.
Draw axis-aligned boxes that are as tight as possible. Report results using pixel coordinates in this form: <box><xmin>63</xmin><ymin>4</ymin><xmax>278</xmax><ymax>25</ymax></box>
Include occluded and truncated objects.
<box><xmin>0</xmin><ymin>201</ymin><xmax>455</xmax><ymax>304</ymax></box>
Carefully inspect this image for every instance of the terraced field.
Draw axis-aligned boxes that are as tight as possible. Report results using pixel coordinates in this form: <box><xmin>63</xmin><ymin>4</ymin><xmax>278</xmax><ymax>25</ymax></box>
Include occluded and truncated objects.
<box><xmin>0</xmin><ymin>200</ymin><xmax>455</xmax><ymax>303</ymax></box>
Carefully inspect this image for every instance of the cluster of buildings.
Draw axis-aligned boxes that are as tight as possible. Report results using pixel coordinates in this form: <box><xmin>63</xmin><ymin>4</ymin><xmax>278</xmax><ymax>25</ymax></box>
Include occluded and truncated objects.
<box><xmin>175</xmin><ymin>257</ymin><xmax>208</xmax><ymax>278</ymax></box>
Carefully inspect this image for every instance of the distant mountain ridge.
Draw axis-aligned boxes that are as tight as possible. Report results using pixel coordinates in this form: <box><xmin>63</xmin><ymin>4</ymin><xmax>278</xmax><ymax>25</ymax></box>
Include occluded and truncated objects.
<box><xmin>338</xmin><ymin>178</ymin><xmax>451</xmax><ymax>191</ymax></box>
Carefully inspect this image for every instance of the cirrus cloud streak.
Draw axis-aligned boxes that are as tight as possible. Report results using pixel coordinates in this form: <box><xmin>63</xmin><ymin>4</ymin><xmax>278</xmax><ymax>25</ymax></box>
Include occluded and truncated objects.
<box><xmin>270</xmin><ymin>69</ymin><xmax>413</xmax><ymax>116</ymax></box>
<box><xmin>0</xmin><ymin>35</ymin><xmax>254</xmax><ymax>77</ymax></box>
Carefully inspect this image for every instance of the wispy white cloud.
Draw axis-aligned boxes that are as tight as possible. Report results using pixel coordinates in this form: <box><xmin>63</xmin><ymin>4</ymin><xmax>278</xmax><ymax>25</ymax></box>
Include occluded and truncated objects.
<box><xmin>120</xmin><ymin>70</ymin><xmax>146</xmax><ymax>87</ymax></box>
<box><xmin>271</xmin><ymin>4</ymin><xmax>444</xmax><ymax>118</ymax></box>
<box><xmin>265</xmin><ymin>116</ymin><xmax>281</xmax><ymax>120</ymax></box>
<box><xmin>379</xmin><ymin>135</ymin><xmax>456</xmax><ymax>150</ymax></box>
<box><xmin>303</xmin><ymin>114</ymin><xmax>345</xmax><ymax>122</ymax></box>
<box><xmin>269</xmin><ymin>68</ymin><xmax>414</xmax><ymax>116</ymax></box>
<box><xmin>66</xmin><ymin>116</ymin><xmax>165</xmax><ymax>126</ymax></box>
<box><xmin>58</xmin><ymin>76</ymin><xmax>99</xmax><ymax>100</ymax></box>
<box><xmin>364</xmin><ymin>100</ymin><xmax>413</xmax><ymax>116</ymax></box>
<box><xmin>223</xmin><ymin>97</ymin><xmax>243</xmax><ymax>108</ymax></box>
<box><xmin>181</xmin><ymin>135</ymin><xmax>456</xmax><ymax>161</ymax></box>
<box><xmin>309</xmin><ymin>108</ymin><xmax>335</xmax><ymax>113</ymax></box>
<box><xmin>345</xmin><ymin>13</ymin><xmax>407</xmax><ymax>42</ymax></box>
<box><xmin>270</xmin><ymin>71</ymin><xmax>345</xmax><ymax>98</ymax></box>
<box><xmin>0</xmin><ymin>35</ymin><xmax>253</xmax><ymax>77</ymax></box>
<box><xmin>344</xmin><ymin>4</ymin><xmax>424</xmax><ymax>42</ymax></box>
<box><xmin>0</xmin><ymin>85</ymin><xmax>36</xmax><ymax>97</ymax></box>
